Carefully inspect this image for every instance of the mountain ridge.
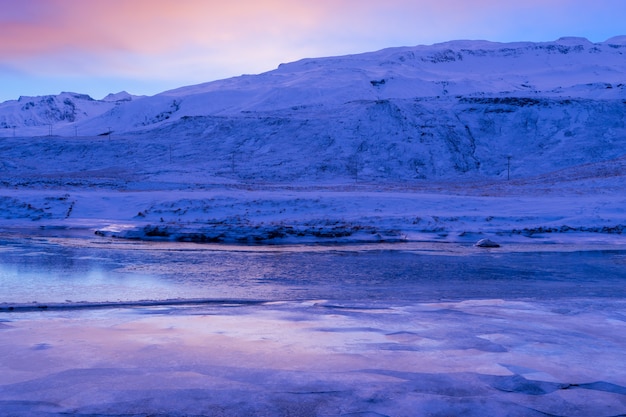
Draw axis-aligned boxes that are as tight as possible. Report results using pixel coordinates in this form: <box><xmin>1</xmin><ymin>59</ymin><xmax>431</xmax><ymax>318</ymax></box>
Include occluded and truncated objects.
<box><xmin>0</xmin><ymin>37</ymin><xmax>625</xmax><ymax>183</ymax></box>
<box><xmin>0</xmin><ymin>37</ymin><xmax>625</xmax><ymax>244</ymax></box>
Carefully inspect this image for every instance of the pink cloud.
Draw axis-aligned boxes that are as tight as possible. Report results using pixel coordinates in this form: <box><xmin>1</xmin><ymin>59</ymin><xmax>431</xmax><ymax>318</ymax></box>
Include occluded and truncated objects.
<box><xmin>0</xmin><ymin>0</ymin><xmax>326</xmax><ymax>56</ymax></box>
<box><xmin>0</xmin><ymin>0</ymin><xmax>618</xmax><ymax>58</ymax></box>
<box><xmin>0</xmin><ymin>0</ymin><xmax>622</xmax><ymax>82</ymax></box>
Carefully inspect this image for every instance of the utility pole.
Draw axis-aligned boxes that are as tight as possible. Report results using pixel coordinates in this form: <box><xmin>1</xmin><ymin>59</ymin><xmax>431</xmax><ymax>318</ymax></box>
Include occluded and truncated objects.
<box><xmin>507</xmin><ymin>155</ymin><xmax>512</xmax><ymax>180</ymax></box>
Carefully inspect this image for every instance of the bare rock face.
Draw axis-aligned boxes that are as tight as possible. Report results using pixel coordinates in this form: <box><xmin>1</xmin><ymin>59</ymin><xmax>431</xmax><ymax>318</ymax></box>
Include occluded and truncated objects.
<box><xmin>475</xmin><ymin>238</ymin><xmax>500</xmax><ymax>248</ymax></box>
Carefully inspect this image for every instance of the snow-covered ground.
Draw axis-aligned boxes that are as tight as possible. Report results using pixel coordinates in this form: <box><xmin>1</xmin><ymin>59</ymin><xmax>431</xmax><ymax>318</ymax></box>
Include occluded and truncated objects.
<box><xmin>1</xmin><ymin>142</ymin><xmax>624</xmax><ymax>247</ymax></box>
<box><xmin>1</xmin><ymin>178</ymin><xmax>625</xmax><ymax>247</ymax></box>
<box><xmin>0</xmin><ymin>37</ymin><xmax>624</xmax><ymax>246</ymax></box>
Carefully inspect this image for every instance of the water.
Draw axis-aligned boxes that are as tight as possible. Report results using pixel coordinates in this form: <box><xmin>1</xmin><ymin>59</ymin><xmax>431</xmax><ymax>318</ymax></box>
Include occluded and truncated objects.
<box><xmin>2</xmin><ymin>236</ymin><xmax>625</xmax><ymax>307</ymax></box>
<box><xmin>2</xmin><ymin>236</ymin><xmax>626</xmax><ymax>416</ymax></box>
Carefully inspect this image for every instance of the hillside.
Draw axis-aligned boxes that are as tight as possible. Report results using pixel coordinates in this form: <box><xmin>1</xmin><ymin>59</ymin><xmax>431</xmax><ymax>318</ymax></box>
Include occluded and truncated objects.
<box><xmin>2</xmin><ymin>37</ymin><xmax>625</xmax><ymax>182</ymax></box>
<box><xmin>0</xmin><ymin>37</ymin><xmax>625</xmax><ymax>244</ymax></box>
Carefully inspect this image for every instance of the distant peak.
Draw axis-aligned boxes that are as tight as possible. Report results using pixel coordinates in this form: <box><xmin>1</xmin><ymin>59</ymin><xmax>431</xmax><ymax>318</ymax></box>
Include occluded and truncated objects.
<box><xmin>430</xmin><ymin>39</ymin><xmax>503</xmax><ymax>49</ymax></box>
<box><xmin>60</xmin><ymin>92</ymin><xmax>94</xmax><ymax>101</ymax></box>
<box><xmin>102</xmin><ymin>91</ymin><xmax>134</xmax><ymax>102</ymax></box>
<box><xmin>555</xmin><ymin>36</ymin><xmax>592</xmax><ymax>45</ymax></box>
<box><xmin>604</xmin><ymin>35</ymin><xmax>626</xmax><ymax>45</ymax></box>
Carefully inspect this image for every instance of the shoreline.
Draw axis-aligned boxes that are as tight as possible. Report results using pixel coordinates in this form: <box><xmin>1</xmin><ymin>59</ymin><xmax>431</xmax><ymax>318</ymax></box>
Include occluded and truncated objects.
<box><xmin>1</xmin><ymin>226</ymin><xmax>626</xmax><ymax>253</ymax></box>
<box><xmin>1</xmin><ymin>180</ymin><xmax>624</xmax><ymax>250</ymax></box>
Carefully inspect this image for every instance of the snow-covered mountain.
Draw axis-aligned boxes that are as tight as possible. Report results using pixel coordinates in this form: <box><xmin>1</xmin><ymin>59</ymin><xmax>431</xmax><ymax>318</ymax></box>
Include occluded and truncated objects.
<box><xmin>0</xmin><ymin>91</ymin><xmax>141</xmax><ymax>136</ymax></box>
<box><xmin>1</xmin><ymin>37</ymin><xmax>625</xmax><ymax>244</ymax></box>
<box><xmin>2</xmin><ymin>36</ymin><xmax>625</xmax><ymax>183</ymax></box>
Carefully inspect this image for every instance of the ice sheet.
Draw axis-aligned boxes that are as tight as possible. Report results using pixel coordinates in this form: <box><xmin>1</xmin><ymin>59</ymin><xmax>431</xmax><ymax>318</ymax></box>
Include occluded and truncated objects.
<box><xmin>1</xmin><ymin>298</ymin><xmax>625</xmax><ymax>416</ymax></box>
<box><xmin>1</xmin><ymin>237</ymin><xmax>625</xmax><ymax>415</ymax></box>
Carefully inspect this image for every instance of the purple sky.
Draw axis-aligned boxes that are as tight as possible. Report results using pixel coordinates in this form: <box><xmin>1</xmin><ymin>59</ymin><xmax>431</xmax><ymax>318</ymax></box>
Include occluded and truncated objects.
<box><xmin>1</xmin><ymin>0</ymin><xmax>624</xmax><ymax>102</ymax></box>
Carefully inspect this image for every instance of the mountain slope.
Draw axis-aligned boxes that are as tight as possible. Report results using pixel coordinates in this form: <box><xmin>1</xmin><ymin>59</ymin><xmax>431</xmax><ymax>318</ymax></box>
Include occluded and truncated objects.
<box><xmin>1</xmin><ymin>37</ymin><xmax>625</xmax><ymax>244</ymax></box>
<box><xmin>1</xmin><ymin>37</ymin><xmax>625</xmax><ymax>183</ymax></box>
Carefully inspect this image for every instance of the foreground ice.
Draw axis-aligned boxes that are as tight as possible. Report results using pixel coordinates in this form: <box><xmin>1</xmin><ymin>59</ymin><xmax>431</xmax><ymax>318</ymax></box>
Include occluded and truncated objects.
<box><xmin>1</xmin><ymin>237</ymin><xmax>625</xmax><ymax>416</ymax></box>
<box><xmin>1</xmin><ymin>298</ymin><xmax>626</xmax><ymax>416</ymax></box>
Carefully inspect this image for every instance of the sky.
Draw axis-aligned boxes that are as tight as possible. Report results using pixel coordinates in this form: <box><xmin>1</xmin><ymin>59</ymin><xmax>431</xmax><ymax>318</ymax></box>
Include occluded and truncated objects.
<box><xmin>1</xmin><ymin>0</ymin><xmax>625</xmax><ymax>102</ymax></box>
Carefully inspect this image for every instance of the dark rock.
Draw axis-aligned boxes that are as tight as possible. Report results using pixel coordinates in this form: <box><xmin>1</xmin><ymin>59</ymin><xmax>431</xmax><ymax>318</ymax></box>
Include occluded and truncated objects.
<box><xmin>475</xmin><ymin>238</ymin><xmax>500</xmax><ymax>248</ymax></box>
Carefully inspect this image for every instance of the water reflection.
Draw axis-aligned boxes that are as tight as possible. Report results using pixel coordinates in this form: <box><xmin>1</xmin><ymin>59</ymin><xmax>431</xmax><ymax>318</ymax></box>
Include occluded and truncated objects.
<box><xmin>1</xmin><ymin>237</ymin><xmax>625</xmax><ymax>305</ymax></box>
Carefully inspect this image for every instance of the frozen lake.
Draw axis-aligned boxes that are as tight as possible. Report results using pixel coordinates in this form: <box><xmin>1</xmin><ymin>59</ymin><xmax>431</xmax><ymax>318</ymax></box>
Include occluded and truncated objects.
<box><xmin>2</xmin><ymin>236</ymin><xmax>626</xmax><ymax>306</ymax></box>
<box><xmin>1</xmin><ymin>237</ymin><xmax>626</xmax><ymax>416</ymax></box>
